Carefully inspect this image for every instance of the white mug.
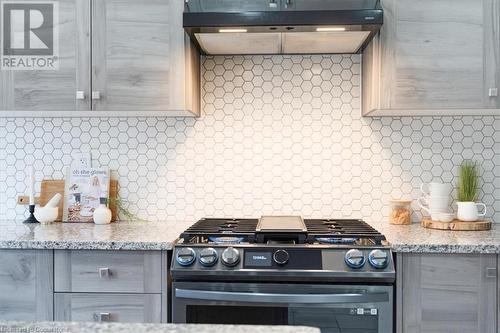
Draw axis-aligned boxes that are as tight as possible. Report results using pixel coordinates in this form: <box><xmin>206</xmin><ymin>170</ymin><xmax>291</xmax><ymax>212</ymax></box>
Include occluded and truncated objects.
<box><xmin>456</xmin><ymin>202</ymin><xmax>487</xmax><ymax>222</ymax></box>
<box><xmin>418</xmin><ymin>196</ymin><xmax>451</xmax><ymax>216</ymax></box>
<box><xmin>420</xmin><ymin>183</ymin><xmax>452</xmax><ymax>197</ymax></box>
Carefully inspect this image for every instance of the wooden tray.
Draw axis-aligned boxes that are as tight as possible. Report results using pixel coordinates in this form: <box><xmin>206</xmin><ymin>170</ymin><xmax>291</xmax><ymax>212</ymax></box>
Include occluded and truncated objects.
<box><xmin>421</xmin><ymin>218</ymin><xmax>491</xmax><ymax>231</ymax></box>
<box><xmin>39</xmin><ymin>179</ymin><xmax>118</xmax><ymax>222</ymax></box>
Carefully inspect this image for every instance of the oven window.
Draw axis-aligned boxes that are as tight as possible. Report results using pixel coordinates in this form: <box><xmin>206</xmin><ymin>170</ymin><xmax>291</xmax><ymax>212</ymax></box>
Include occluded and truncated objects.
<box><xmin>186</xmin><ymin>305</ymin><xmax>379</xmax><ymax>333</ymax></box>
<box><xmin>187</xmin><ymin>305</ymin><xmax>287</xmax><ymax>325</ymax></box>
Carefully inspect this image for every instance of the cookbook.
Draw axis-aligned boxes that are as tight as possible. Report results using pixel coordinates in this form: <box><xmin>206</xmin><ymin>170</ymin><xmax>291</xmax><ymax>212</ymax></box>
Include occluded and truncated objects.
<box><xmin>62</xmin><ymin>167</ymin><xmax>110</xmax><ymax>222</ymax></box>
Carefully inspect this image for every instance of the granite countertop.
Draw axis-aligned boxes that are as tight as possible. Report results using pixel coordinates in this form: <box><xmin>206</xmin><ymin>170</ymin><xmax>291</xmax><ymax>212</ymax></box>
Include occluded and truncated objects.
<box><xmin>0</xmin><ymin>220</ymin><xmax>193</xmax><ymax>250</ymax></box>
<box><xmin>0</xmin><ymin>321</ymin><xmax>320</xmax><ymax>333</ymax></box>
<box><xmin>370</xmin><ymin>221</ymin><xmax>500</xmax><ymax>254</ymax></box>
<box><xmin>1</xmin><ymin>219</ymin><xmax>500</xmax><ymax>253</ymax></box>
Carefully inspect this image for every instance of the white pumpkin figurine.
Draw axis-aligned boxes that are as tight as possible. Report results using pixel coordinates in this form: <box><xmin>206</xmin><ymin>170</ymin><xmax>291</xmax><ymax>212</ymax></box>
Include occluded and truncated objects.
<box><xmin>93</xmin><ymin>198</ymin><xmax>112</xmax><ymax>225</ymax></box>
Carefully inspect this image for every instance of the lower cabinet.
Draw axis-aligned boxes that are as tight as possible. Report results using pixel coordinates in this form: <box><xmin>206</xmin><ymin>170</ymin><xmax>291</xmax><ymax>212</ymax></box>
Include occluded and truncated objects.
<box><xmin>54</xmin><ymin>250</ymin><xmax>167</xmax><ymax>323</ymax></box>
<box><xmin>54</xmin><ymin>293</ymin><xmax>161</xmax><ymax>323</ymax></box>
<box><xmin>0</xmin><ymin>250</ymin><xmax>53</xmax><ymax>321</ymax></box>
<box><xmin>398</xmin><ymin>253</ymin><xmax>497</xmax><ymax>333</ymax></box>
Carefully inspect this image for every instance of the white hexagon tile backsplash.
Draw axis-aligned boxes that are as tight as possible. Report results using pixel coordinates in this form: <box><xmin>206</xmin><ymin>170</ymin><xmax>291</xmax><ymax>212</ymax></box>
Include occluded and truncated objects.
<box><xmin>0</xmin><ymin>54</ymin><xmax>499</xmax><ymax>223</ymax></box>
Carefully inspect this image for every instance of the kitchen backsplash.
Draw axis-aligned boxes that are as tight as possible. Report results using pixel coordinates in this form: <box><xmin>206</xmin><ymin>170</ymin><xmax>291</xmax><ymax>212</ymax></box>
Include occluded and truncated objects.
<box><xmin>0</xmin><ymin>54</ymin><xmax>499</xmax><ymax>223</ymax></box>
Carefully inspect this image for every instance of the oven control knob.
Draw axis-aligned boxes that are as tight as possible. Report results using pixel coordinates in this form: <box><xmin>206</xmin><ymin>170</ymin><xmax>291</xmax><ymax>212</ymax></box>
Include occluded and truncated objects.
<box><xmin>199</xmin><ymin>247</ymin><xmax>218</xmax><ymax>267</ymax></box>
<box><xmin>344</xmin><ymin>249</ymin><xmax>365</xmax><ymax>269</ymax></box>
<box><xmin>368</xmin><ymin>249</ymin><xmax>389</xmax><ymax>269</ymax></box>
<box><xmin>176</xmin><ymin>247</ymin><xmax>196</xmax><ymax>266</ymax></box>
<box><xmin>273</xmin><ymin>249</ymin><xmax>289</xmax><ymax>265</ymax></box>
<box><xmin>221</xmin><ymin>247</ymin><xmax>240</xmax><ymax>267</ymax></box>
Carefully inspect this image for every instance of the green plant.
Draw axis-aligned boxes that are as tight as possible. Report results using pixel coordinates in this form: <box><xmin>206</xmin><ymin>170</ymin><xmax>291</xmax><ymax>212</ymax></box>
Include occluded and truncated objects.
<box><xmin>109</xmin><ymin>197</ymin><xmax>148</xmax><ymax>222</ymax></box>
<box><xmin>457</xmin><ymin>161</ymin><xmax>480</xmax><ymax>202</ymax></box>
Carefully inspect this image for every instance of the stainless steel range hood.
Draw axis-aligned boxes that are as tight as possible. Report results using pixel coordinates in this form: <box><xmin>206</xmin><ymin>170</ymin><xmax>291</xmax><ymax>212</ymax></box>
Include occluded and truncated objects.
<box><xmin>183</xmin><ymin>0</ymin><xmax>383</xmax><ymax>55</ymax></box>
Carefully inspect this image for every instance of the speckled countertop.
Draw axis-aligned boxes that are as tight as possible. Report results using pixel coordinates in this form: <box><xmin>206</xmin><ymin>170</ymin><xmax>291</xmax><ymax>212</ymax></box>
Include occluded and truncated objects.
<box><xmin>1</xmin><ymin>219</ymin><xmax>500</xmax><ymax>253</ymax></box>
<box><xmin>369</xmin><ymin>221</ymin><xmax>500</xmax><ymax>254</ymax></box>
<box><xmin>0</xmin><ymin>220</ymin><xmax>192</xmax><ymax>250</ymax></box>
<box><xmin>0</xmin><ymin>321</ymin><xmax>320</xmax><ymax>333</ymax></box>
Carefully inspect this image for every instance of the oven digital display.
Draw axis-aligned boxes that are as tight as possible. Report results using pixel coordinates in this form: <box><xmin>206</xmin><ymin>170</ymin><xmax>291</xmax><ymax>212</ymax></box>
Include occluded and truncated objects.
<box><xmin>244</xmin><ymin>251</ymin><xmax>272</xmax><ymax>267</ymax></box>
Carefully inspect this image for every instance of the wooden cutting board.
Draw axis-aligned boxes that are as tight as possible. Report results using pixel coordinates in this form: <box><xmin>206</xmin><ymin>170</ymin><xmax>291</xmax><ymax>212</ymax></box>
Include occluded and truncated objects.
<box><xmin>421</xmin><ymin>218</ymin><xmax>491</xmax><ymax>231</ymax></box>
<box><xmin>40</xmin><ymin>179</ymin><xmax>118</xmax><ymax>222</ymax></box>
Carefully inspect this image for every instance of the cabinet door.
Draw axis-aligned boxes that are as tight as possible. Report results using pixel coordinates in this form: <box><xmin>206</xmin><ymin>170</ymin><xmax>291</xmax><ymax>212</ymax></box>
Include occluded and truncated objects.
<box><xmin>402</xmin><ymin>253</ymin><xmax>497</xmax><ymax>333</ymax></box>
<box><xmin>91</xmin><ymin>0</ymin><xmax>199</xmax><ymax>115</ymax></box>
<box><xmin>386</xmin><ymin>0</ymin><xmax>496</xmax><ymax>109</ymax></box>
<box><xmin>0</xmin><ymin>250</ymin><xmax>53</xmax><ymax>321</ymax></box>
<box><xmin>54</xmin><ymin>293</ymin><xmax>161</xmax><ymax>323</ymax></box>
<box><xmin>0</xmin><ymin>0</ymin><xmax>90</xmax><ymax>112</ymax></box>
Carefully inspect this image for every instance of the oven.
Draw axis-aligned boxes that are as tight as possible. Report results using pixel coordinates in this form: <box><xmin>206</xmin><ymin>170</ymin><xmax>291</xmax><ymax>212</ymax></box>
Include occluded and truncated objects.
<box><xmin>172</xmin><ymin>281</ymin><xmax>393</xmax><ymax>333</ymax></box>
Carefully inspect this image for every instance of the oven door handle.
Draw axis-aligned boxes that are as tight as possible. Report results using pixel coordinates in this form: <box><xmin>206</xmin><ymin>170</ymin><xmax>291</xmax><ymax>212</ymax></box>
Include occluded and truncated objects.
<box><xmin>175</xmin><ymin>288</ymin><xmax>389</xmax><ymax>304</ymax></box>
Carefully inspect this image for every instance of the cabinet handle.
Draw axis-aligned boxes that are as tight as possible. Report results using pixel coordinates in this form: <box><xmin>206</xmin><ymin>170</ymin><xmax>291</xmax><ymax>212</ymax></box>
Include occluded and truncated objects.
<box><xmin>489</xmin><ymin>88</ymin><xmax>498</xmax><ymax>97</ymax></box>
<box><xmin>98</xmin><ymin>267</ymin><xmax>111</xmax><ymax>278</ymax></box>
<box><xmin>76</xmin><ymin>91</ymin><xmax>86</xmax><ymax>100</ymax></box>
<box><xmin>486</xmin><ymin>267</ymin><xmax>497</xmax><ymax>278</ymax></box>
<box><xmin>93</xmin><ymin>312</ymin><xmax>111</xmax><ymax>322</ymax></box>
<box><xmin>92</xmin><ymin>91</ymin><xmax>101</xmax><ymax>100</ymax></box>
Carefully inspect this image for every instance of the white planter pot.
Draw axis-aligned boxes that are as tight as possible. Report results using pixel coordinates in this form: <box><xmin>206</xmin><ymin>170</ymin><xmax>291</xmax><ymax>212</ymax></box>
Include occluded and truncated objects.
<box><xmin>456</xmin><ymin>202</ymin><xmax>487</xmax><ymax>222</ymax></box>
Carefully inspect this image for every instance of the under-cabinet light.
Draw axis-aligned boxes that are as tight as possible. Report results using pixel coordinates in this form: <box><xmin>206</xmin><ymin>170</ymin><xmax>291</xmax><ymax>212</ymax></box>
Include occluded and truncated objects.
<box><xmin>316</xmin><ymin>27</ymin><xmax>346</xmax><ymax>32</ymax></box>
<box><xmin>219</xmin><ymin>28</ymin><xmax>248</xmax><ymax>33</ymax></box>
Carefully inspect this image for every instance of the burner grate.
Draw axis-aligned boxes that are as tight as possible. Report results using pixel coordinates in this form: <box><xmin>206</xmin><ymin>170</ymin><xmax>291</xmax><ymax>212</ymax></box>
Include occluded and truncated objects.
<box><xmin>305</xmin><ymin>219</ymin><xmax>386</xmax><ymax>244</ymax></box>
<box><xmin>180</xmin><ymin>218</ymin><xmax>258</xmax><ymax>242</ymax></box>
<box><xmin>179</xmin><ymin>218</ymin><xmax>386</xmax><ymax>245</ymax></box>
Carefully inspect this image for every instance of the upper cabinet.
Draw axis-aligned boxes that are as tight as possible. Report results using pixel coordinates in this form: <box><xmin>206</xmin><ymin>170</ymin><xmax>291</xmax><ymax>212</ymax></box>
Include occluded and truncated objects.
<box><xmin>362</xmin><ymin>0</ymin><xmax>500</xmax><ymax>116</ymax></box>
<box><xmin>0</xmin><ymin>0</ymin><xmax>199</xmax><ymax>117</ymax></box>
<box><xmin>0</xmin><ymin>0</ymin><xmax>89</xmax><ymax>112</ymax></box>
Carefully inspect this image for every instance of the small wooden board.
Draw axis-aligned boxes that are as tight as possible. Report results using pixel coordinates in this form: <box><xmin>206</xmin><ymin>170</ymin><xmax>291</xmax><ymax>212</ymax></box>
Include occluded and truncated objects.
<box><xmin>421</xmin><ymin>218</ymin><xmax>491</xmax><ymax>231</ymax></box>
<box><xmin>40</xmin><ymin>179</ymin><xmax>118</xmax><ymax>222</ymax></box>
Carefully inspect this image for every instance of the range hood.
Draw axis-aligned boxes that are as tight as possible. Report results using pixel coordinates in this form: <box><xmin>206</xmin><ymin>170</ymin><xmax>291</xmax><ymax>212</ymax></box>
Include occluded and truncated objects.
<box><xmin>183</xmin><ymin>0</ymin><xmax>383</xmax><ymax>55</ymax></box>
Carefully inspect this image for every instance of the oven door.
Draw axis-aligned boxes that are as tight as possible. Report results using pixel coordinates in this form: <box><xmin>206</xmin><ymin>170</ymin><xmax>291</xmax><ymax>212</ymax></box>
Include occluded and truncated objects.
<box><xmin>172</xmin><ymin>282</ymin><xmax>393</xmax><ymax>333</ymax></box>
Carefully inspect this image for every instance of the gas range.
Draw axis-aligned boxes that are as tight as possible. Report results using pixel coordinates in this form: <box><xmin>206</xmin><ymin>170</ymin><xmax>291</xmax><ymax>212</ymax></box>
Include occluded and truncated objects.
<box><xmin>171</xmin><ymin>216</ymin><xmax>395</xmax><ymax>283</ymax></box>
<box><xmin>171</xmin><ymin>216</ymin><xmax>395</xmax><ymax>331</ymax></box>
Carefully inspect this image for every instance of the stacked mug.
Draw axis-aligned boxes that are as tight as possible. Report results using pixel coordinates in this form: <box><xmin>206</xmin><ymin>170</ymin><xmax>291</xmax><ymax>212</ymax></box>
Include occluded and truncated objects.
<box><xmin>418</xmin><ymin>183</ymin><xmax>455</xmax><ymax>222</ymax></box>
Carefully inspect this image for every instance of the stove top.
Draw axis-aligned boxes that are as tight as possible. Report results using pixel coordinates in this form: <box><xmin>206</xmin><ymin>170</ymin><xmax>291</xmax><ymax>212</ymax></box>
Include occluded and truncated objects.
<box><xmin>179</xmin><ymin>217</ymin><xmax>387</xmax><ymax>246</ymax></box>
<box><xmin>172</xmin><ymin>217</ymin><xmax>394</xmax><ymax>283</ymax></box>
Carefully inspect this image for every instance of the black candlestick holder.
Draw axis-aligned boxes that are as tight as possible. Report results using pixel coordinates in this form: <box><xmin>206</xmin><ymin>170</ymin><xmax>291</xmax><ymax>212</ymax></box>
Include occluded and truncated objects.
<box><xmin>23</xmin><ymin>205</ymin><xmax>39</xmax><ymax>224</ymax></box>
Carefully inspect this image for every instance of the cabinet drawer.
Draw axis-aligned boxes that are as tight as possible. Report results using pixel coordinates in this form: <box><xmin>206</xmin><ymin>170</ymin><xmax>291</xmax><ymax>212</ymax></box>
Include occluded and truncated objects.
<box><xmin>54</xmin><ymin>250</ymin><xmax>162</xmax><ymax>293</ymax></box>
<box><xmin>54</xmin><ymin>293</ymin><xmax>161</xmax><ymax>323</ymax></box>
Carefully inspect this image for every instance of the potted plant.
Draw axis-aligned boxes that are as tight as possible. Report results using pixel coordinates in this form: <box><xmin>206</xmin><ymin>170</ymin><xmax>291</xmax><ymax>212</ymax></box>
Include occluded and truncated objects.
<box><xmin>456</xmin><ymin>161</ymin><xmax>486</xmax><ymax>221</ymax></box>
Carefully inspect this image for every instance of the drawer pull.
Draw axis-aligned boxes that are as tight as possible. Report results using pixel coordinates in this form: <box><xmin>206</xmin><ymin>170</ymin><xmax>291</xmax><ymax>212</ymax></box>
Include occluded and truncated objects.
<box><xmin>486</xmin><ymin>267</ymin><xmax>497</xmax><ymax>278</ymax></box>
<box><xmin>98</xmin><ymin>267</ymin><xmax>111</xmax><ymax>278</ymax></box>
<box><xmin>93</xmin><ymin>312</ymin><xmax>111</xmax><ymax>322</ymax></box>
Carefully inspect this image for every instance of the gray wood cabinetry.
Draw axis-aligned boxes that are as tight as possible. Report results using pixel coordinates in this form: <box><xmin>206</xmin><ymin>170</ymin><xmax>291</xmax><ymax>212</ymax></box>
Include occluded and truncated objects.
<box><xmin>0</xmin><ymin>0</ymin><xmax>199</xmax><ymax>117</ymax></box>
<box><xmin>398</xmin><ymin>253</ymin><xmax>497</xmax><ymax>333</ymax></box>
<box><xmin>363</xmin><ymin>0</ymin><xmax>500</xmax><ymax>116</ymax></box>
<box><xmin>91</xmin><ymin>0</ymin><xmax>199</xmax><ymax>115</ymax></box>
<box><xmin>0</xmin><ymin>0</ymin><xmax>90</xmax><ymax>112</ymax></box>
<box><xmin>54</xmin><ymin>249</ymin><xmax>166</xmax><ymax>323</ymax></box>
<box><xmin>0</xmin><ymin>250</ymin><xmax>53</xmax><ymax>321</ymax></box>
<box><xmin>54</xmin><ymin>250</ymin><xmax>162</xmax><ymax>293</ymax></box>
<box><xmin>54</xmin><ymin>293</ymin><xmax>161</xmax><ymax>323</ymax></box>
